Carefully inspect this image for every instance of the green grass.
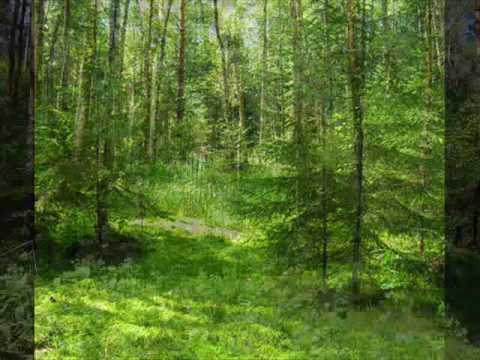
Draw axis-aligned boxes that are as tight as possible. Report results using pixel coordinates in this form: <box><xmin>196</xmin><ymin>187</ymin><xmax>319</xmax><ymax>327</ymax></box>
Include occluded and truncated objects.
<box><xmin>35</xmin><ymin>221</ymin><xmax>464</xmax><ymax>359</ymax></box>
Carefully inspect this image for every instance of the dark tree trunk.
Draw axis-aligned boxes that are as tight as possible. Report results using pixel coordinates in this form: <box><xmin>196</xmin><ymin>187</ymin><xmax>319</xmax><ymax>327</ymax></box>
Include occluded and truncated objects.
<box><xmin>445</xmin><ymin>0</ymin><xmax>480</xmax><ymax>346</ymax></box>
<box><xmin>0</xmin><ymin>0</ymin><xmax>35</xmax><ymax>356</ymax></box>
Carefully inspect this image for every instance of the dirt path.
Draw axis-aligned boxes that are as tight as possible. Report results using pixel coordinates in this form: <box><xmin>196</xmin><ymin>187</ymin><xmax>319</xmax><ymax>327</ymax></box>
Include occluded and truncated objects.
<box><xmin>130</xmin><ymin>217</ymin><xmax>241</xmax><ymax>240</ymax></box>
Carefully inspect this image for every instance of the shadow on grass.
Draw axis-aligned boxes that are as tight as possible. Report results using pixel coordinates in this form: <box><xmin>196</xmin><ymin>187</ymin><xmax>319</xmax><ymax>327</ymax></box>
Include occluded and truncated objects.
<box><xmin>36</xmin><ymin>223</ymin><xmax>450</xmax><ymax>359</ymax></box>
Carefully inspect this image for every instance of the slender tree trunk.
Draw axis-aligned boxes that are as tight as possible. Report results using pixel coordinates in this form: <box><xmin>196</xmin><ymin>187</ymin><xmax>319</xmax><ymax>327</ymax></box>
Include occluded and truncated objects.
<box><xmin>74</xmin><ymin>57</ymin><xmax>84</xmax><ymax>127</ymax></box>
<box><xmin>128</xmin><ymin>77</ymin><xmax>136</xmax><ymax>160</ymax></box>
<box><xmin>291</xmin><ymin>0</ymin><xmax>305</xmax><ymax>203</ymax></box>
<box><xmin>34</xmin><ymin>0</ymin><xmax>46</xmax><ymax>102</ymax></box>
<box><xmin>144</xmin><ymin>0</ymin><xmax>155</xmax><ymax>157</ymax></box>
<box><xmin>176</xmin><ymin>0</ymin><xmax>187</xmax><ymax>124</ymax></box>
<box><xmin>150</xmin><ymin>0</ymin><xmax>173</xmax><ymax>160</ymax></box>
<box><xmin>44</xmin><ymin>13</ymin><xmax>61</xmax><ymax>101</ymax></box>
<box><xmin>321</xmin><ymin>0</ymin><xmax>330</xmax><ymax>286</ymax></box>
<box><xmin>119</xmin><ymin>0</ymin><xmax>131</xmax><ymax>74</ymax></box>
<box><xmin>291</xmin><ymin>0</ymin><xmax>304</xmax><ymax>153</ymax></box>
<box><xmin>291</xmin><ymin>0</ymin><xmax>304</xmax><ymax>151</ymax></box>
<box><xmin>275</xmin><ymin>0</ymin><xmax>285</xmax><ymax>139</ymax></box>
<box><xmin>347</xmin><ymin>0</ymin><xmax>365</xmax><ymax>296</ymax></box>
<box><xmin>382</xmin><ymin>0</ymin><xmax>391</xmax><ymax>89</ymax></box>
<box><xmin>234</xmin><ymin>62</ymin><xmax>246</xmax><ymax>174</ymax></box>
<box><xmin>259</xmin><ymin>0</ymin><xmax>268</xmax><ymax>145</ymax></box>
<box><xmin>94</xmin><ymin>0</ymin><xmax>121</xmax><ymax>245</ymax></box>
<box><xmin>60</xmin><ymin>0</ymin><xmax>71</xmax><ymax>110</ymax></box>
<box><xmin>431</xmin><ymin>0</ymin><xmax>442</xmax><ymax>72</ymax></box>
<box><xmin>106</xmin><ymin>0</ymin><xmax>120</xmax><ymax>167</ymax></box>
<box><xmin>74</xmin><ymin>0</ymin><xmax>98</xmax><ymax>155</ymax></box>
<box><xmin>213</xmin><ymin>0</ymin><xmax>229</xmax><ymax>123</ymax></box>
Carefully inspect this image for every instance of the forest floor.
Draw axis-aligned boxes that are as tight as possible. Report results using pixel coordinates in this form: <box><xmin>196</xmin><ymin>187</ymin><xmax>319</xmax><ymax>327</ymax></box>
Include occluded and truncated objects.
<box><xmin>35</xmin><ymin>217</ymin><xmax>476</xmax><ymax>359</ymax></box>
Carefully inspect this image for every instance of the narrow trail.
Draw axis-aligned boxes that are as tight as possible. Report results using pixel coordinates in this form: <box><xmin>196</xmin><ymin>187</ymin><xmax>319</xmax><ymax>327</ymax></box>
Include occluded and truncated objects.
<box><xmin>130</xmin><ymin>217</ymin><xmax>241</xmax><ymax>241</ymax></box>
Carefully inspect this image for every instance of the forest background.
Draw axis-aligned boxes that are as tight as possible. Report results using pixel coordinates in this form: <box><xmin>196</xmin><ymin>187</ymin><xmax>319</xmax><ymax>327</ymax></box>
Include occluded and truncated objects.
<box><xmin>21</xmin><ymin>0</ymin><xmax>480</xmax><ymax>358</ymax></box>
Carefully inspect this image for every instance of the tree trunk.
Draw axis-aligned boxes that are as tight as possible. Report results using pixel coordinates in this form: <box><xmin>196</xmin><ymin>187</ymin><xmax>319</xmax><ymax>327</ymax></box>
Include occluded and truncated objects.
<box><xmin>234</xmin><ymin>62</ymin><xmax>246</xmax><ymax>173</ymax></box>
<box><xmin>291</xmin><ymin>0</ymin><xmax>305</xmax><ymax>204</ymax></box>
<box><xmin>321</xmin><ymin>0</ymin><xmax>331</xmax><ymax>287</ymax></box>
<box><xmin>150</xmin><ymin>0</ymin><xmax>173</xmax><ymax>160</ymax></box>
<box><xmin>291</xmin><ymin>0</ymin><xmax>304</xmax><ymax>152</ymax></box>
<box><xmin>44</xmin><ymin>12</ymin><xmax>61</xmax><ymax>102</ymax></box>
<box><xmin>60</xmin><ymin>0</ymin><xmax>71</xmax><ymax>110</ymax></box>
<box><xmin>119</xmin><ymin>0</ymin><xmax>131</xmax><ymax>74</ymax></box>
<box><xmin>176</xmin><ymin>0</ymin><xmax>187</xmax><ymax>125</ymax></box>
<box><xmin>94</xmin><ymin>0</ymin><xmax>121</xmax><ymax>245</ymax></box>
<box><xmin>74</xmin><ymin>0</ymin><xmax>98</xmax><ymax>155</ymax></box>
<box><xmin>213</xmin><ymin>0</ymin><xmax>229</xmax><ymax>123</ymax></box>
<box><xmin>34</xmin><ymin>0</ymin><xmax>46</xmax><ymax>102</ymax></box>
<box><xmin>347</xmin><ymin>0</ymin><xmax>365</xmax><ymax>296</ymax></box>
<box><xmin>259</xmin><ymin>0</ymin><xmax>268</xmax><ymax>145</ymax></box>
<box><xmin>275</xmin><ymin>0</ymin><xmax>286</xmax><ymax>139</ymax></box>
<box><xmin>0</xmin><ymin>0</ymin><xmax>35</xmax><ymax>353</ymax></box>
<box><xmin>144</xmin><ymin>0</ymin><xmax>155</xmax><ymax>157</ymax></box>
<box><xmin>382</xmin><ymin>0</ymin><xmax>391</xmax><ymax>88</ymax></box>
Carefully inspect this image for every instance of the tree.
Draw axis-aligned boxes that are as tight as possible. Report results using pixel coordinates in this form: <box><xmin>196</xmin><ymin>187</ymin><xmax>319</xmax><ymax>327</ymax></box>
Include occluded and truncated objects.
<box><xmin>259</xmin><ymin>0</ymin><xmax>268</xmax><ymax>145</ymax></box>
<box><xmin>144</xmin><ymin>0</ymin><xmax>155</xmax><ymax>157</ymax></box>
<box><xmin>0</xmin><ymin>0</ymin><xmax>35</xmax><ymax>356</ymax></box>
<box><xmin>95</xmin><ymin>0</ymin><xmax>122</xmax><ymax>245</ymax></box>
<box><xmin>176</xmin><ymin>0</ymin><xmax>187</xmax><ymax>125</ymax></box>
<box><xmin>150</xmin><ymin>0</ymin><xmax>173</xmax><ymax>160</ymax></box>
<box><xmin>347</xmin><ymin>0</ymin><xmax>366</xmax><ymax>296</ymax></box>
<box><xmin>60</xmin><ymin>0</ymin><xmax>71</xmax><ymax>110</ymax></box>
<box><xmin>119</xmin><ymin>0</ymin><xmax>132</xmax><ymax>74</ymax></box>
<box><xmin>74</xmin><ymin>0</ymin><xmax>98</xmax><ymax>154</ymax></box>
<box><xmin>213</xmin><ymin>0</ymin><xmax>230</xmax><ymax>123</ymax></box>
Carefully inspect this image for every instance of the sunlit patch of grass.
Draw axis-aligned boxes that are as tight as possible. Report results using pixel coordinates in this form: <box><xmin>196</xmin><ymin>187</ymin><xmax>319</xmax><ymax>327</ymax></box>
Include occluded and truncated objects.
<box><xmin>35</xmin><ymin>223</ymin><xmax>462</xmax><ymax>359</ymax></box>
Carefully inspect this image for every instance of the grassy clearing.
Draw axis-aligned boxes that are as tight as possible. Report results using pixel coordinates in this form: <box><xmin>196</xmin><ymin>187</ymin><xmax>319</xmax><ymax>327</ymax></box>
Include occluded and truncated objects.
<box><xmin>35</xmin><ymin>221</ymin><xmax>457</xmax><ymax>359</ymax></box>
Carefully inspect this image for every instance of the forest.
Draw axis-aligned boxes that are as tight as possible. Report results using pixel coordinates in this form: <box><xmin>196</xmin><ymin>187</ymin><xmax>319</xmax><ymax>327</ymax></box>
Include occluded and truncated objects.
<box><xmin>25</xmin><ymin>0</ymin><xmax>477</xmax><ymax>358</ymax></box>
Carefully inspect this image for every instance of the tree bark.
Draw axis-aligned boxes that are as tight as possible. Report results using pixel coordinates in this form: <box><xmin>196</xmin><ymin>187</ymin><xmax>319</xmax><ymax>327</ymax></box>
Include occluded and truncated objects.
<box><xmin>234</xmin><ymin>60</ymin><xmax>246</xmax><ymax>173</ymax></box>
<box><xmin>74</xmin><ymin>0</ymin><xmax>98</xmax><ymax>155</ymax></box>
<box><xmin>321</xmin><ymin>0</ymin><xmax>331</xmax><ymax>287</ymax></box>
<box><xmin>119</xmin><ymin>0</ymin><xmax>131</xmax><ymax>74</ymax></box>
<box><xmin>43</xmin><ymin>11</ymin><xmax>61</xmax><ymax>101</ymax></box>
<box><xmin>176</xmin><ymin>0</ymin><xmax>187</xmax><ymax>124</ymax></box>
<box><xmin>213</xmin><ymin>0</ymin><xmax>230</xmax><ymax>123</ymax></box>
<box><xmin>143</xmin><ymin>0</ymin><xmax>155</xmax><ymax>157</ymax></box>
<box><xmin>0</xmin><ymin>0</ymin><xmax>35</xmax><ymax>353</ymax></box>
<box><xmin>382</xmin><ymin>0</ymin><xmax>391</xmax><ymax>88</ymax></box>
<box><xmin>34</xmin><ymin>0</ymin><xmax>46</xmax><ymax>101</ymax></box>
<box><xmin>150</xmin><ymin>0</ymin><xmax>173</xmax><ymax>160</ymax></box>
<box><xmin>259</xmin><ymin>0</ymin><xmax>268</xmax><ymax>144</ymax></box>
<box><xmin>291</xmin><ymin>0</ymin><xmax>306</xmax><ymax>207</ymax></box>
<box><xmin>347</xmin><ymin>0</ymin><xmax>366</xmax><ymax>296</ymax></box>
<box><xmin>60</xmin><ymin>0</ymin><xmax>71</xmax><ymax>110</ymax></box>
